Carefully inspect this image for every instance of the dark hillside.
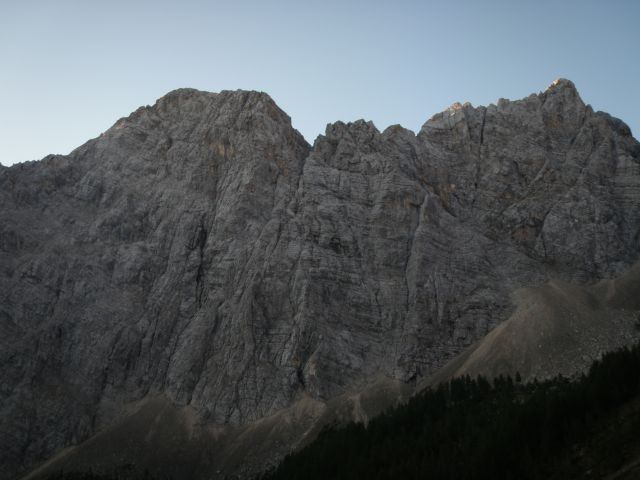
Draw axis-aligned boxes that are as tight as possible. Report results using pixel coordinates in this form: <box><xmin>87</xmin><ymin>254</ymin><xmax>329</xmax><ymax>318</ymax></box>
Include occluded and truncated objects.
<box><xmin>261</xmin><ymin>343</ymin><xmax>640</xmax><ymax>480</ymax></box>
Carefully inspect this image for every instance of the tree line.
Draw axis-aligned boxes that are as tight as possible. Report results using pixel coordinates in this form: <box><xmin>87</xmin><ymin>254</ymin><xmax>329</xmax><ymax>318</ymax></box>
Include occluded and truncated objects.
<box><xmin>260</xmin><ymin>343</ymin><xmax>640</xmax><ymax>480</ymax></box>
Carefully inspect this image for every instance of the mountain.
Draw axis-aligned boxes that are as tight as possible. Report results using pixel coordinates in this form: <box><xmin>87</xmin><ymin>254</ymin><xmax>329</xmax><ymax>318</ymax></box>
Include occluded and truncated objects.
<box><xmin>1</xmin><ymin>80</ymin><xmax>639</xmax><ymax>479</ymax></box>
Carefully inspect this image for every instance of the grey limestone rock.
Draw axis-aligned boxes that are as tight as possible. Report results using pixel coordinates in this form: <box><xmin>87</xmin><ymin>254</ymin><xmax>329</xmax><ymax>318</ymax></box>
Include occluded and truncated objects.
<box><xmin>1</xmin><ymin>79</ymin><xmax>639</xmax><ymax>479</ymax></box>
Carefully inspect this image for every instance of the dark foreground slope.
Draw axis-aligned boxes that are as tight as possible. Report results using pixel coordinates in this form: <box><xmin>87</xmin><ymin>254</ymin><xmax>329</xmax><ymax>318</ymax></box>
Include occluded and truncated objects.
<box><xmin>262</xmin><ymin>343</ymin><xmax>640</xmax><ymax>480</ymax></box>
<box><xmin>2</xmin><ymin>80</ymin><xmax>640</xmax><ymax>479</ymax></box>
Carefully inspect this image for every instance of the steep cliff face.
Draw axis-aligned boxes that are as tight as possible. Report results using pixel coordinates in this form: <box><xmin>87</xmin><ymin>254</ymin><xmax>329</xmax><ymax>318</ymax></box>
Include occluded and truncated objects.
<box><xmin>0</xmin><ymin>89</ymin><xmax>311</xmax><ymax>476</ymax></box>
<box><xmin>1</xmin><ymin>80</ymin><xmax>639</xmax><ymax>479</ymax></box>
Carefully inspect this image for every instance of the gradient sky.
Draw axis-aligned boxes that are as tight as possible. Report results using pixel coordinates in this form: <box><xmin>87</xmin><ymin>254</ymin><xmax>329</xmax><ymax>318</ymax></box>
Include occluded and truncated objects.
<box><xmin>1</xmin><ymin>0</ymin><xmax>638</xmax><ymax>166</ymax></box>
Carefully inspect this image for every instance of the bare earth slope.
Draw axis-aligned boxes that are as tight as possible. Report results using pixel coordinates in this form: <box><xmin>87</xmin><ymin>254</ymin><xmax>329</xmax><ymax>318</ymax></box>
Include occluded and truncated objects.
<box><xmin>1</xmin><ymin>80</ymin><xmax>639</xmax><ymax>479</ymax></box>
<box><xmin>423</xmin><ymin>261</ymin><xmax>640</xmax><ymax>387</ymax></box>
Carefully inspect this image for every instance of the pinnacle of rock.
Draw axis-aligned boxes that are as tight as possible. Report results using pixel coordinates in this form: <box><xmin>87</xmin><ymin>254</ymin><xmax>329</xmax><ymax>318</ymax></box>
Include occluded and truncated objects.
<box><xmin>547</xmin><ymin>77</ymin><xmax>577</xmax><ymax>91</ymax></box>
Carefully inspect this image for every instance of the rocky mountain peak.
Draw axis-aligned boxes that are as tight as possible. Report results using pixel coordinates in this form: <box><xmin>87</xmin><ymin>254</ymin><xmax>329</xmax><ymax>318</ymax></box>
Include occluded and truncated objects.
<box><xmin>102</xmin><ymin>88</ymin><xmax>301</xmax><ymax>152</ymax></box>
<box><xmin>546</xmin><ymin>77</ymin><xmax>578</xmax><ymax>92</ymax></box>
<box><xmin>540</xmin><ymin>77</ymin><xmax>586</xmax><ymax>118</ymax></box>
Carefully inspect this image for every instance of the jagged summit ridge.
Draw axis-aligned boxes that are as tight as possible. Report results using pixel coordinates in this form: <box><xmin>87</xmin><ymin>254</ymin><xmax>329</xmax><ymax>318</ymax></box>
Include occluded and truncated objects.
<box><xmin>1</xmin><ymin>80</ymin><xmax>639</xmax><ymax>480</ymax></box>
<box><xmin>420</xmin><ymin>77</ymin><xmax>586</xmax><ymax>133</ymax></box>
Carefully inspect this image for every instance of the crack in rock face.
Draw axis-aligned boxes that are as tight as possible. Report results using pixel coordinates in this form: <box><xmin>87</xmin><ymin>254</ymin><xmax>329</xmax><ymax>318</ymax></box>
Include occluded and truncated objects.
<box><xmin>1</xmin><ymin>80</ymin><xmax>640</xmax><ymax>479</ymax></box>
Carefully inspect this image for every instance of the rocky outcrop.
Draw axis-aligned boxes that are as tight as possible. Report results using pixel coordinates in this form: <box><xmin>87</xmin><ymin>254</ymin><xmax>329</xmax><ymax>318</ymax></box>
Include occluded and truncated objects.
<box><xmin>1</xmin><ymin>80</ymin><xmax>639</xmax><ymax>479</ymax></box>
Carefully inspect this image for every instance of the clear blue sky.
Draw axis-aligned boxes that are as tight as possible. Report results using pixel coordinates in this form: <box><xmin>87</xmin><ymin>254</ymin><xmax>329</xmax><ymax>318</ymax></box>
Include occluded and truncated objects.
<box><xmin>1</xmin><ymin>0</ymin><xmax>638</xmax><ymax>166</ymax></box>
